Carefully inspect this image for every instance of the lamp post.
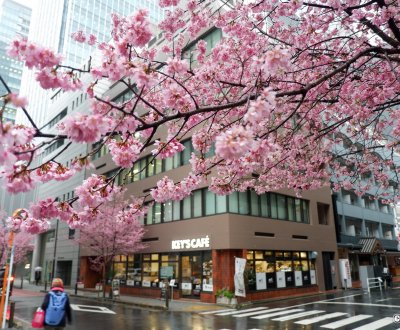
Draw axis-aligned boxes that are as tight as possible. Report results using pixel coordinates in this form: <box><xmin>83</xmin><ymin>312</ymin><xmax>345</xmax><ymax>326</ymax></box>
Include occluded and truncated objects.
<box><xmin>51</xmin><ymin>218</ymin><xmax>59</xmax><ymax>282</ymax></box>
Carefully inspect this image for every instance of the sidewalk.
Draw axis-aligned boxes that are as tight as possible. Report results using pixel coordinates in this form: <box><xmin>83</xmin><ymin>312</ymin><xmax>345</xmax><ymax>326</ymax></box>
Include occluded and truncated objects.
<box><xmin>13</xmin><ymin>279</ymin><xmax>354</xmax><ymax>312</ymax></box>
<box><xmin>12</xmin><ymin>279</ymin><xmax>226</xmax><ymax>313</ymax></box>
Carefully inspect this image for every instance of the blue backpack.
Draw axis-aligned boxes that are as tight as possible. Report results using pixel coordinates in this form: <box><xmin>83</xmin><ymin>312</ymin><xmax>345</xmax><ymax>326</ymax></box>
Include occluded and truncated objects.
<box><xmin>45</xmin><ymin>291</ymin><xmax>67</xmax><ymax>326</ymax></box>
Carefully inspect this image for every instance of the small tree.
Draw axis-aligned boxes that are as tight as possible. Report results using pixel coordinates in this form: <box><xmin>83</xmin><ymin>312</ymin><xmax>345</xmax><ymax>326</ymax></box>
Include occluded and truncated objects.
<box><xmin>74</xmin><ymin>197</ymin><xmax>146</xmax><ymax>298</ymax></box>
<box><xmin>0</xmin><ymin>213</ymin><xmax>33</xmax><ymax>267</ymax></box>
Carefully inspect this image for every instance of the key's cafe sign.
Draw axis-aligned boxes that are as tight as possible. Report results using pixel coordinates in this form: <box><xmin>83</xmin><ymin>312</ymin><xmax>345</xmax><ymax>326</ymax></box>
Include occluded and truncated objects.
<box><xmin>171</xmin><ymin>235</ymin><xmax>210</xmax><ymax>250</ymax></box>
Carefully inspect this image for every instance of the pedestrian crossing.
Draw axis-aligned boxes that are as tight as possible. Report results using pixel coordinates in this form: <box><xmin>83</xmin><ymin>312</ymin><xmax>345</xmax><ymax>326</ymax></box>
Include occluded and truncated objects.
<box><xmin>199</xmin><ymin>307</ymin><xmax>397</xmax><ymax>329</ymax></box>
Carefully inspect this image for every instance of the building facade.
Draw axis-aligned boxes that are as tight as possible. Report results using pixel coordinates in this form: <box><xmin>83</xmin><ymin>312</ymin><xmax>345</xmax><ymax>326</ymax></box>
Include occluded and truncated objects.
<box><xmin>0</xmin><ymin>0</ymin><xmax>31</xmax><ymax>123</ymax></box>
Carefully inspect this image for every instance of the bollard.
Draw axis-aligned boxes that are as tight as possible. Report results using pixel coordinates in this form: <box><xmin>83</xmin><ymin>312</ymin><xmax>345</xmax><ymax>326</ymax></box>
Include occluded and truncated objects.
<box><xmin>8</xmin><ymin>301</ymin><xmax>15</xmax><ymax>328</ymax></box>
<box><xmin>44</xmin><ymin>281</ymin><xmax>47</xmax><ymax>292</ymax></box>
<box><xmin>75</xmin><ymin>282</ymin><xmax>78</xmax><ymax>295</ymax></box>
<box><xmin>163</xmin><ymin>279</ymin><xmax>169</xmax><ymax>310</ymax></box>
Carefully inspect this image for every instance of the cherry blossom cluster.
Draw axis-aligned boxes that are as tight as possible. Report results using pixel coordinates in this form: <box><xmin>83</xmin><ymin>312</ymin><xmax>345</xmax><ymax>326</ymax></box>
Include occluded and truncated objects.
<box><xmin>5</xmin><ymin>208</ymin><xmax>49</xmax><ymax>235</ymax></box>
<box><xmin>151</xmin><ymin>173</ymin><xmax>202</xmax><ymax>203</ymax></box>
<box><xmin>1</xmin><ymin>0</ymin><xmax>400</xmax><ymax>232</ymax></box>
<box><xmin>107</xmin><ymin>136</ymin><xmax>143</xmax><ymax>168</ymax></box>
<box><xmin>152</xmin><ymin>138</ymin><xmax>185</xmax><ymax>159</ymax></box>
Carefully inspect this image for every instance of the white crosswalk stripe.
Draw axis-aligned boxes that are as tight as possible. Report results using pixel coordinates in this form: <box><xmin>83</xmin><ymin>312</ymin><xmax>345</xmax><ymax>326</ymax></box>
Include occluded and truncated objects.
<box><xmin>351</xmin><ymin>317</ymin><xmax>394</xmax><ymax>330</ymax></box>
<box><xmin>252</xmin><ymin>309</ymin><xmax>305</xmax><ymax>320</ymax></box>
<box><xmin>320</xmin><ymin>315</ymin><xmax>373</xmax><ymax>329</ymax></box>
<box><xmin>233</xmin><ymin>307</ymin><xmax>283</xmax><ymax>318</ymax></box>
<box><xmin>199</xmin><ymin>309</ymin><xmax>235</xmax><ymax>315</ymax></box>
<box><xmin>295</xmin><ymin>312</ymin><xmax>349</xmax><ymax>325</ymax></box>
<box><xmin>272</xmin><ymin>310</ymin><xmax>325</xmax><ymax>321</ymax></box>
<box><xmin>215</xmin><ymin>307</ymin><xmax>268</xmax><ymax>316</ymax></box>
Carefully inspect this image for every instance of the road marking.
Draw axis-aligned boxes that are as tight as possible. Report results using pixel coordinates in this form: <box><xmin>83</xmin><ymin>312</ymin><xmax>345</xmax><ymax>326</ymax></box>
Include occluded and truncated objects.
<box><xmin>352</xmin><ymin>317</ymin><xmax>394</xmax><ymax>330</ymax></box>
<box><xmin>252</xmin><ymin>309</ymin><xmax>304</xmax><ymax>320</ymax></box>
<box><xmin>215</xmin><ymin>307</ymin><xmax>268</xmax><ymax>316</ymax></box>
<box><xmin>70</xmin><ymin>304</ymin><xmax>116</xmax><ymax>314</ymax></box>
<box><xmin>272</xmin><ymin>310</ymin><xmax>325</xmax><ymax>321</ymax></box>
<box><xmin>233</xmin><ymin>308</ymin><xmax>283</xmax><ymax>318</ymax></box>
<box><xmin>295</xmin><ymin>312</ymin><xmax>348</xmax><ymax>325</ymax></box>
<box><xmin>320</xmin><ymin>314</ymin><xmax>372</xmax><ymax>329</ymax></box>
<box><xmin>199</xmin><ymin>309</ymin><xmax>235</xmax><ymax>315</ymax></box>
<box><xmin>321</xmin><ymin>301</ymin><xmax>400</xmax><ymax>308</ymax></box>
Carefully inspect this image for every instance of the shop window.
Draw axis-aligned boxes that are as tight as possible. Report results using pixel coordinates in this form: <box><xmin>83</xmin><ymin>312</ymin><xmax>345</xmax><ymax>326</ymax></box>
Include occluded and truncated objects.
<box><xmin>142</xmin><ymin>261</ymin><xmax>159</xmax><ymax>287</ymax></box>
<box><xmin>160</xmin><ymin>253</ymin><xmax>178</xmax><ymax>281</ymax></box>
<box><xmin>246</xmin><ymin>249</ymin><xmax>314</xmax><ymax>291</ymax></box>
<box><xmin>202</xmin><ymin>252</ymin><xmax>213</xmax><ymax>291</ymax></box>
<box><xmin>317</xmin><ymin>203</ymin><xmax>330</xmax><ymax>225</ymax></box>
<box><xmin>114</xmin><ymin>262</ymin><xmax>127</xmax><ymax>285</ymax></box>
<box><xmin>127</xmin><ymin>255</ymin><xmax>141</xmax><ymax>286</ymax></box>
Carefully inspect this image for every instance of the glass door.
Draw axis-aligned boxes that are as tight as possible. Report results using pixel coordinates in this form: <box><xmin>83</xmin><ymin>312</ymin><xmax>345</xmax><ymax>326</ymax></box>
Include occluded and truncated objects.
<box><xmin>181</xmin><ymin>253</ymin><xmax>202</xmax><ymax>298</ymax></box>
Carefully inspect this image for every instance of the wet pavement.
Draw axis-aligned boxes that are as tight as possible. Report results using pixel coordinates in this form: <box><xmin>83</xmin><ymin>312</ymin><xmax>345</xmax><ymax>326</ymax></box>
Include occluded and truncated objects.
<box><xmin>8</xmin><ymin>280</ymin><xmax>400</xmax><ymax>329</ymax></box>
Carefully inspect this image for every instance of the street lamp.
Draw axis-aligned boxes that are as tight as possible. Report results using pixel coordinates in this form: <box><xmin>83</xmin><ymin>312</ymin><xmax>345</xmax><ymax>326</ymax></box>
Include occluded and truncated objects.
<box><xmin>50</xmin><ymin>197</ymin><xmax>59</xmax><ymax>282</ymax></box>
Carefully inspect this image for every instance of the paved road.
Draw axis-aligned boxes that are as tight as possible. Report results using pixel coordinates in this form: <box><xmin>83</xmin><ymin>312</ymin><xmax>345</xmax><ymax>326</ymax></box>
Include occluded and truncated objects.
<box><xmin>10</xmin><ymin>288</ymin><xmax>400</xmax><ymax>329</ymax></box>
<box><xmin>196</xmin><ymin>290</ymin><xmax>400</xmax><ymax>330</ymax></box>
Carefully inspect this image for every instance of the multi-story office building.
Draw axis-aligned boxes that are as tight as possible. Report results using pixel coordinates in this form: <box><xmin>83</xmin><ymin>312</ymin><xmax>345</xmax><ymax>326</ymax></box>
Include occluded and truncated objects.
<box><xmin>17</xmin><ymin>0</ymin><xmax>164</xmax><ymax>128</ymax></box>
<box><xmin>0</xmin><ymin>0</ymin><xmax>31</xmax><ymax>123</ymax></box>
<box><xmin>16</xmin><ymin>0</ymin><xmax>164</xmax><ymax>285</ymax></box>
<box><xmin>332</xmin><ymin>134</ymin><xmax>400</xmax><ymax>286</ymax></box>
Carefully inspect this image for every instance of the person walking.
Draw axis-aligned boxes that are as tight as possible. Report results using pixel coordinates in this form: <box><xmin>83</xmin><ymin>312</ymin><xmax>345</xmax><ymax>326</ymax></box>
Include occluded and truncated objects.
<box><xmin>41</xmin><ymin>278</ymin><xmax>72</xmax><ymax>329</ymax></box>
<box><xmin>34</xmin><ymin>267</ymin><xmax>42</xmax><ymax>286</ymax></box>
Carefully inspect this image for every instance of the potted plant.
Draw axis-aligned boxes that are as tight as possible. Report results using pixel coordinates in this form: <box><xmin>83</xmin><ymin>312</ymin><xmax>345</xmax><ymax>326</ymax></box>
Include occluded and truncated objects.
<box><xmin>215</xmin><ymin>288</ymin><xmax>237</xmax><ymax>305</ymax></box>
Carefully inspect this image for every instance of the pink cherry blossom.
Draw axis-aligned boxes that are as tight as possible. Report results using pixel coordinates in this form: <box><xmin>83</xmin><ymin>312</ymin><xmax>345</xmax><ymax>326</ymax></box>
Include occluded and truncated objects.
<box><xmin>58</xmin><ymin>113</ymin><xmax>111</xmax><ymax>143</ymax></box>
<box><xmin>215</xmin><ymin>126</ymin><xmax>253</xmax><ymax>160</ymax></box>
<box><xmin>107</xmin><ymin>136</ymin><xmax>143</xmax><ymax>168</ymax></box>
<box><xmin>7</xmin><ymin>93</ymin><xmax>28</xmax><ymax>108</ymax></box>
<box><xmin>152</xmin><ymin>138</ymin><xmax>185</xmax><ymax>159</ymax></box>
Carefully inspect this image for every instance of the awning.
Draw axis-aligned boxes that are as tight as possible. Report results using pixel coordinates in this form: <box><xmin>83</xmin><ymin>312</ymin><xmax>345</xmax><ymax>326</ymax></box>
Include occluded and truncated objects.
<box><xmin>357</xmin><ymin>237</ymin><xmax>385</xmax><ymax>255</ymax></box>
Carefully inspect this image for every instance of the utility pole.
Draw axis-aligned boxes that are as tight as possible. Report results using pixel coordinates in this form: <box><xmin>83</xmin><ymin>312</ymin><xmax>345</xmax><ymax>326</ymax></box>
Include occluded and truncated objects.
<box><xmin>1</xmin><ymin>233</ymin><xmax>14</xmax><ymax>329</ymax></box>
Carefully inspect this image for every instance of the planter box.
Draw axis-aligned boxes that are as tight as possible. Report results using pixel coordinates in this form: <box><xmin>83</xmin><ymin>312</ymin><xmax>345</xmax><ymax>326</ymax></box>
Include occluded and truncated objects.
<box><xmin>216</xmin><ymin>297</ymin><xmax>237</xmax><ymax>306</ymax></box>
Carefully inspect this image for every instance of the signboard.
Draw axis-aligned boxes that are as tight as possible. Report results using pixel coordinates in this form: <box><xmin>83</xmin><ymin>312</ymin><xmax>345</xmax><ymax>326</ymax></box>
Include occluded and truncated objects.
<box><xmin>169</xmin><ymin>279</ymin><xmax>176</xmax><ymax>287</ymax></box>
<box><xmin>181</xmin><ymin>282</ymin><xmax>192</xmax><ymax>290</ymax></box>
<box><xmin>310</xmin><ymin>270</ymin><xmax>316</xmax><ymax>285</ymax></box>
<box><xmin>234</xmin><ymin>257</ymin><xmax>246</xmax><ymax>297</ymax></box>
<box><xmin>276</xmin><ymin>271</ymin><xmax>286</xmax><ymax>288</ymax></box>
<box><xmin>142</xmin><ymin>280</ymin><xmax>151</xmax><ymax>287</ymax></box>
<box><xmin>203</xmin><ymin>284</ymin><xmax>213</xmax><ymax>291</ymax></box>
<box><xmin>160</xmin><ymin>266</ymin><xmax>174</xmax><ymax>279</ymax></box>
<box><xmin>338</xmin><ymin>259</ymin><xmax>352</xmax><ymax>288</ymax></box>
<box><xmin>126</xmin><ymin>280</ymin><xmax>135</xmax><ymax>286</ymax></box>
<box><xmin>294</xmin><ymin>271</ymin><xmax>303</xmax><ymax>286</ymax></box>
<box><xmin>112</xmin><ymin>279</ymin><xmax>120</xmax><ymax>297</ymax></box>
<box><xmin>256</xmin><ymin>272</ymin><xmax>267</xmax><ymax>290</ymax></box>
<box><xmin>171</xmin><ymin>236</ymin><xmax>210</xmax><ymax>250</ymax></box>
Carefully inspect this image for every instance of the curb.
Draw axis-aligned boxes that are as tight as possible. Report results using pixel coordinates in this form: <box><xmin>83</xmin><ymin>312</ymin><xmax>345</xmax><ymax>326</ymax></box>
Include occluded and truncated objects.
<box><xmin>68</xmin><ymin>294</ymin><xmax>168</xmax><ymax>311</ymax></box>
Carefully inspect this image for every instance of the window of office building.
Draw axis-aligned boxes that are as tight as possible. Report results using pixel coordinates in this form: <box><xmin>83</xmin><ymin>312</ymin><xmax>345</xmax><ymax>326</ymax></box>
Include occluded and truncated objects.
<box><xmin>143</xmin><ymin>189</ymin><xmax>310</xmax><ymax>225</ymax></box>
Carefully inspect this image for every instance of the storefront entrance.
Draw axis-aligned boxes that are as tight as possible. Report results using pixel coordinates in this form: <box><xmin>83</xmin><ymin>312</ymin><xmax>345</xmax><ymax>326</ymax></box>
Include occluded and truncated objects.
<box><xmin>181</xmin><ymin>253</ymin><xmax>202</xmax><ymax>298</ymax></box>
